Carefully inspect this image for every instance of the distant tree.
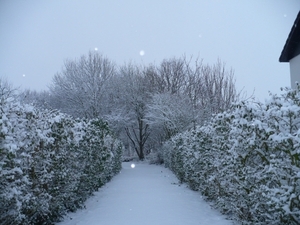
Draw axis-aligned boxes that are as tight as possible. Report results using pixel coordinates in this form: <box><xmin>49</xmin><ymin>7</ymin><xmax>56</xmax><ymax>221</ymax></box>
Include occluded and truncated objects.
<box><xmin>144</xmin><ymin>57</ymin><xmax>239</xmax><ymax>142</ymax></box>
<box><xmin>18</xmin><ymin>89</ymin><xmax>52</xmax><ymax>109</ymax></box>
<box><xmin>49</xmin><ymin>51</ymin><xmax>116</xmax><ymax>119</ymax></box>
<box><xmin>0</xmin><ymin>77</ymin><xmax>16</xmax><ymax>104</ymax></box>
<box><xmin>144</xmin><ymin>57</ymin><xmax>187</xmax><ymax>95</ymax></box>
<box><xmin>146</xmin><ymin>93</ymin><xmax>194</xmax><ymax>140</ymax></box>
<box><xmin>106</xmin><ymin>64</ymin><xmax>151</xmax><ymax>160</ymax></box>
<box><xmin>184</xmin><ymin>58</ymin><xmax>239</xmax><ymax>124</ymax></box>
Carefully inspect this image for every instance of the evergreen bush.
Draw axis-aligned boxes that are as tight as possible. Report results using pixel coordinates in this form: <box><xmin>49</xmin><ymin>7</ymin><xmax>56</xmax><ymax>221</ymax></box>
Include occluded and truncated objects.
<box><xmin>0</xmin><ymin>95</ymin><xmax>123</xmax><ymax>224</ymax></box>
<box><xmin>163</xmin><ymin>87</ymin><xmax>300</xmax><ymax>224</ymax></box>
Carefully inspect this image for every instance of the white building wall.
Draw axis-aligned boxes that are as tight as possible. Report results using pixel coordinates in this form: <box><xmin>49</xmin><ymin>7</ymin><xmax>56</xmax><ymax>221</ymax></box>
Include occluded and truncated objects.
<box><xmin>290</xmin><ymin>54</ymin><xmax>300</xmax><ymax>89</ymax></box>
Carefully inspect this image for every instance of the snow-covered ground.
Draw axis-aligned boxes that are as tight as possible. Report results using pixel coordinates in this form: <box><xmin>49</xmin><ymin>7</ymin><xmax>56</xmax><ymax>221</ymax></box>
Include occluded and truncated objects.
<box><xmin>57</xmin><ymin>162</ymin><xmax>234</xmax><ymax>225</ymax></box>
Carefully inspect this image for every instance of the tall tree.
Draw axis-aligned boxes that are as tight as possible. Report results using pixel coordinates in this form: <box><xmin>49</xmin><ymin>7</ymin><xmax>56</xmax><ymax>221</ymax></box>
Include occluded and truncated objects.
<box><xmin>49</xmin><ymin>51</ymin><xmax>116</xmax><ymax>119</ymax></box>
<box><xmin>144</xmin><ymin>56</ymin><xmax>240</xmax><ymax>146</ymax></box>
<box><xmin>184</xmin><ymin>58</ymin><xmax>239</xmax><ymax>124</ymax></box>
<box><xmin>106</xmin><ymin>64</ymin><xmax>151</xmax><ymax>160</ymax></box>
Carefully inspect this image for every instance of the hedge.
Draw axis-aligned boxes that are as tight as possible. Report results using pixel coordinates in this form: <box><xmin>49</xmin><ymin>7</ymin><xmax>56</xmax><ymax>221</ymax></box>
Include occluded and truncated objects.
<box><xmin>0</xmin><ymin>96</ymin><xmax>123</xmax><ymax>225</ymax></box>
<box><xmin>163</xmin><ymin>88</ymin><xmax>300</xmax><ymax>224</ymax></box>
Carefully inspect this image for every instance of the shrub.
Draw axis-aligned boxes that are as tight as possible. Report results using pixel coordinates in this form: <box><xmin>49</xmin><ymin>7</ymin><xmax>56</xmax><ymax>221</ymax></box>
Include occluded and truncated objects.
<box><xmin>0</xmin><ymin>96</ymin><xmax>123</xmax><ymax>224</ymax></box>
<box><xmin>163</xmin><ymin>87</ymin><xmax>300</xmax><ymax>224</ymax></box>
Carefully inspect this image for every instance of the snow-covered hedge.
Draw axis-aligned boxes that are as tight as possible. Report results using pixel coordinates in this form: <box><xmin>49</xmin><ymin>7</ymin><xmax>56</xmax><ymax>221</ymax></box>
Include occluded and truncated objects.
<box><xmin>163</xmin><ymin>88</ymin><xmax>300</xmax><ymax>225</ymax></box>
<box><xmin>0</xmin><ymin>96</ymin><xmax>123</xmax><ymax>224</ymax></box>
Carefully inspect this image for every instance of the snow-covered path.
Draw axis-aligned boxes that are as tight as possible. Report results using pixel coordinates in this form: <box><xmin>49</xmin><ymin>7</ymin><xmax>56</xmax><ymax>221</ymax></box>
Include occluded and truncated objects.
<box><xmin>57</xmin><ymin>162</ymin><xmax>234</xmax><ymax>225</ymax></box>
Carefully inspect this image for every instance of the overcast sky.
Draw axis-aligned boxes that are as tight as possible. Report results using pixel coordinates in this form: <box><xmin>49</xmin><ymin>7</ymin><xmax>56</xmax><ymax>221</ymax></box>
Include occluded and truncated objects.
<box><xmin>0</xmin><ymin>0</ymin><xmax>299</xmax><ymax>101</ymax></box>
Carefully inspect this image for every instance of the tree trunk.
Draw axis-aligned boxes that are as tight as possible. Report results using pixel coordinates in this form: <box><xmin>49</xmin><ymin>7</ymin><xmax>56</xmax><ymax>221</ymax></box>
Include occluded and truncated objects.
<box><xmin>125</xmin><ymin>118</ymin><xmax>150</xmax><ymax>161</ymax></box>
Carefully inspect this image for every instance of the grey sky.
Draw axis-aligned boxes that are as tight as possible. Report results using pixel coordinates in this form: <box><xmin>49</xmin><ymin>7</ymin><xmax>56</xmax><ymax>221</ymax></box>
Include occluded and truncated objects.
<box><xmin>0</xmin><ymin>0</ymin><xmax>299</xmax><ymax>100</ymax></box>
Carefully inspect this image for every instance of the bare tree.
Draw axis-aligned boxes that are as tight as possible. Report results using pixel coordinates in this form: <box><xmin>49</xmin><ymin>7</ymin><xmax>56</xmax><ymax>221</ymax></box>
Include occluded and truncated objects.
<box><xmin>182</xmin><ymin>57</ymin><xmax>239</xmax><ymax>124</ymax></box>
<box><xmin>144</xmin><ymin>56</ymin><xmax>240</xmax><ymax>144</ymax></box>
<box><xmin>105</xmin><ymin>64</ymin><xmax>151</xmax><ymax>160</ymax></box>
<box><xmin>49</xmin><ymin>51</ymin><xmax>116</xmax><ymax>118</ymax></box>
<box><xmin>146</xmin><ymin>93</ymin><xmax>194</xmax><ymax>140</ymax></box>
<box><xmin>0</xmin><ymin>78</ymin><xmax>16</xmax><ymax>104</ymax></box>
<box><xmin>144</xmin><ymin>57</ymin><xmax>187</xmax><ymax>95</ymax></box>
<box><xmin>18</xmin><ymin>89</ymin><xmax>52</xmax><ymax>109</ymax></box>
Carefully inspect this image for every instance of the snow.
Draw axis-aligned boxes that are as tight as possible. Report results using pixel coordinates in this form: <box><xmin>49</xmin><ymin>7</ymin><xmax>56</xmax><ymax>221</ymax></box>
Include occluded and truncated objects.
<box><xmin>139</xmin><ymin>50</ymin><xmax>145</xmax><ymax>56</ymax></box>
<box><xmin>57</xmin><ymin>162</ymin><xmax>233</xmax><ymax>225</ymax></box>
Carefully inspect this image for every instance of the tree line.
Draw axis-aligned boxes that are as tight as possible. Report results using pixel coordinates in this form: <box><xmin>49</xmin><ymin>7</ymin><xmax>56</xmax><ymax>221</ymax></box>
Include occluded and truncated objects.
<box><xmin>21</xmin><ymin>51</ymin><xmax>239</xmax><ymax>161</ymax></box>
